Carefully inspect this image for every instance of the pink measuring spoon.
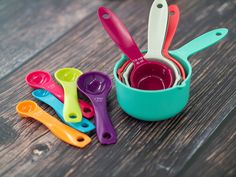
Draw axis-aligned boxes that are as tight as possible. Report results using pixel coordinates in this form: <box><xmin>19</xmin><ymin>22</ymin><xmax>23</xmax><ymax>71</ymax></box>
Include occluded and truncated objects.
<box><xmin>98</xmin><ymin>7</ymin><xmax>174</xmax><ymax>90</ymax></box>
<box><xmin>25</xmin><ymin>70</ymin><xmax>94</xmax><ymax>119</ymax></box>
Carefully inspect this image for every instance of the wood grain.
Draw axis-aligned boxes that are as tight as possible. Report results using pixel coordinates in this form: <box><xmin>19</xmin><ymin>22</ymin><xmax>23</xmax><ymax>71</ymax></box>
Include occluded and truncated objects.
<box><xmin>0</xmin><ymin>0</ymin><xmax>235</xmax><ymax>177</ymax></box>
<box><xmin>178</xmin><ymin>106</ymin><xmax>236</xmax><ymax>177</ymax></box>
<box><xmin>0</xmin><ymin>0</ymin><xmax>103</xmax><ymax>79</ymax></box>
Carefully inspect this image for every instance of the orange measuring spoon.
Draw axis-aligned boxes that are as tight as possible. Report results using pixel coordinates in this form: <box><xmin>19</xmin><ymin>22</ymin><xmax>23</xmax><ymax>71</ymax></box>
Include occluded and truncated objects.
<box><xmin>16</xmin><ymin>100</ymin><xmax>91</xmax><ymax>148</ymax></box>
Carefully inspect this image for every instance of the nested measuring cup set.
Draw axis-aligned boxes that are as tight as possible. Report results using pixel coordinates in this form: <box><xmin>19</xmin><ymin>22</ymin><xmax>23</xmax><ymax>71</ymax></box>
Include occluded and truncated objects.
<box><xmin>16</xmin><ymin>69</ymin><xmax>117</xmax><ymax>148</ymax></box>
<box><xmin>16</xmin><ymin>0</ymin><xmax>228</xmax><ymax>148</ymax></box>
<box><xmin>98</xmin><ymin>0</ymin><xmax>228</xmax><ymax>121</ymax></box>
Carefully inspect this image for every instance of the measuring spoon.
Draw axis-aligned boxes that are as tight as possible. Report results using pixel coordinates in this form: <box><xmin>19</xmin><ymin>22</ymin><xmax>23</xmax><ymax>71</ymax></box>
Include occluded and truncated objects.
<box><xmin>16</xmin><ymin>100</ymin><xmax>91</xmax><ymax>148</ymax></box>
<box><xmin>55</xmin><ymin>68</ymin><xmax>83</xmax><ymax>123</ymax></box>
<box><xmin>77</xmin><ymin>72</ymin><xmax>117</xmax><ymax>145</ymax></box>
<box><xmin>25</xmin><ymin>70</ymin><xmax>94</xmax><ymax>119</ymax></box>
<box><xmin>98</xmin><ymin>6</ymin><xmax>174</xmax><ymax>90</ymax></box>
<box><xmin>32</xmin><ymin>89</ymin><xmax>95</xmax><ymax>133</ymax></box>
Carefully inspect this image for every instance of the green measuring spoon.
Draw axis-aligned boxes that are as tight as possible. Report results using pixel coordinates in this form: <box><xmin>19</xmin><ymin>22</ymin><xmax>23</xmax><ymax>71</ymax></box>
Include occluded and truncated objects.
<box><xmin>55</xmin><ymin>68</ymin><xmax>83</xmax><ymax>122</ymax></box>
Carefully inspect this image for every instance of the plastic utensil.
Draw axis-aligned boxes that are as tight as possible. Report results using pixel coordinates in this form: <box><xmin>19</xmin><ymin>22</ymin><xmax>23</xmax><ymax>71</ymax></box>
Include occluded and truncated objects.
<box><xmin>118</xmin><ymin>2</ymin><xmax>183</xmax><ymax>86</ymax></box>
<box><xmin>55</xmin><ymin>68</ymin><xmax>83</xmax><ymax>123</ymax></box>
<box><xmin>25</xmin><ymin>70</ymin><xmax>94</xmax><ymax>119</ymax></box>
<box><xmin>163</xmin><ymin>5</ymin><xmax>186</xmax><ymax>80</ymax></box>
<box><xmin>122</xmin><ymin>64</ymin><xmax>132</xmax><ymax>86</ymax></box>
<box><xmin>77</xmin><ymin>72</ymin><xmax>117</xmax><ymax>145</ymax></box>
<box><xmin>146</xmin><ymin>0</ymin><xmax>181</xmax><ymax>85</ymax></box>
<box><xmin>117</xmin><ymin>60</ymin><xmax>130</xmax><ymax>81</ymax></box>
<box><xmin>32</xmin><ymin>89</ymin><xmax>95</xmax><ymax>133</ymax></box>
<box><xmin>98</xmin><ymin>6</ymin><xmax>174</xmax><ymax>90</ymax></box>
<box><xmin>16</xmin><ymin>100</ymin><xmax>91</xmax><ymax>148</ymax></box>
<box><xmin>113</xmin><ymin>28</ymin><xmax>228</xmax><ymax>121</ymax></box>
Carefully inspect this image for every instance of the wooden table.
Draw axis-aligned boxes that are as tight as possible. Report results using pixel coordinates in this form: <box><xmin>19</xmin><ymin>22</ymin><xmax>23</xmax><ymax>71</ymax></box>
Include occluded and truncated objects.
<box><xmin>0</xmin><ymin>0</ymin><xmax>235</xmax><ymax>176</ymax></box>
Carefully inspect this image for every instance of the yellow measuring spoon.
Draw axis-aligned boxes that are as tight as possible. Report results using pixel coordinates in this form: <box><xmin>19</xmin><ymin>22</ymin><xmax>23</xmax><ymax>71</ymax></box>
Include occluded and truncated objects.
<box><xmin>16</xmin><ymin>100</ymin><xmax>91</xmax><ymax>148</ymax></box>
<box><xmin>55</xmin><ymin>68</ymin><xmax>83</xmax><ymax>123</ymax></box>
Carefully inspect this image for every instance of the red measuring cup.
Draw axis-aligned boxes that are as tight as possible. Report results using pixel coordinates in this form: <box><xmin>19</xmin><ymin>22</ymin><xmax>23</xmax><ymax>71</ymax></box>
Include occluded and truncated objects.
<box><xmin>98</xmin><ymin>7</ymin><xmax>174</xmax><ymax>90</ymax></box>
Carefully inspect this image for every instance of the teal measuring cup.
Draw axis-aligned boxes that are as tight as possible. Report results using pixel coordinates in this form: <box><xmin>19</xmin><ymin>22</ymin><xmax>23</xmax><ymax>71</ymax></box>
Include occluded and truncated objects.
<box><xmin>114</xmin><ymin>28</ymin><xmax>228</xmax><ymax>121</ymax></box>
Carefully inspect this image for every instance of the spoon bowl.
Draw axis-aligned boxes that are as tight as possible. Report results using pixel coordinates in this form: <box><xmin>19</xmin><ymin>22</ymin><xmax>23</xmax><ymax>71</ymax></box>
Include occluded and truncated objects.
<box><xmin>16</xmin><ymin>100</ymin><xmax>37</xmax><ymax>117</ymax></box>
<box><xmin>78</xmin><ymin>72</ymin><xmax>112</xmax><ymax>96</ymax></box>
<box><xmin>55</xmin><ymin>68</ymin><xmax>82</xmax><ymax>83</ymax></box>
<box><xmin>25</xmin><ymin>71</ymin><xmax>51</xmax><ymax>89</ymax></box>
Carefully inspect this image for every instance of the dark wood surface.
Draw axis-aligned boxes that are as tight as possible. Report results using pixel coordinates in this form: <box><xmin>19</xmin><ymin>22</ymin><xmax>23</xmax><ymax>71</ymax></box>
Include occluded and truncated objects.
<box><xmin>0</xmin><ymin>0</ymin><xmax>235</xmax><ymax>177</ymax></box>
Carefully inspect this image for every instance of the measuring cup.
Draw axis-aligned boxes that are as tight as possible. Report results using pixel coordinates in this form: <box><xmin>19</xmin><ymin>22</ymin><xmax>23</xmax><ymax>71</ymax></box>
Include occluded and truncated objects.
<box><xmin>121</xmin><ymin>4</ymin><xmax>183</xmax><ymax>86</ymax></box>
<box><xmin>98</xmin><ymin>6</ymin><xmax>174</xmax><ymax>90</ymax></box>
<box><xmin>25</xmin><ymin>70</ymin><xmax>94</xmax><ymax>119</ymax></box>
<box><xmin>77</xmin><ymin>72</ymin><xmax>117</xmax><ymax>145</ymax></box>
<box><xmin>117</xmin><ymin>60</ymin><xmax>130</xmax><ymax>81</ymax></box>
<box><xmin>120</xmin><ymin>2</ymin><xmax>183</xmax><ymax>85</ymax></box>
<box><xmin>55</xmin><ymin>68</ymin><xmax>83</xmax><ymax>123</ymax></box>
<box><xmin>32</xmin><ymin>89</ymin><xmax>95</xmax><ymax>133</ymax></box>
<box><xmin>113</xmin><ymin>28</ymin><xmax>228</xmax><ymax>121</ymax></box>
<box><xmin>16</xmin><ymin>100</ymin><xmax>91</xmax><ymax>148</ymax></box>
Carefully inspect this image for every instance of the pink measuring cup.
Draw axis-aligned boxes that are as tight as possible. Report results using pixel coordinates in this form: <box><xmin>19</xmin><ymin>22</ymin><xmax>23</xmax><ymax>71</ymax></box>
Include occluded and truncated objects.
<box><xmin>25</xmin><ymin>70</ymin><xmax>94</xmax><ymax>119</ymax></box>
<box><xmin>98</xmin><ymin>7</ymin><xmax>174</xmax><ymax>90</ymax></box>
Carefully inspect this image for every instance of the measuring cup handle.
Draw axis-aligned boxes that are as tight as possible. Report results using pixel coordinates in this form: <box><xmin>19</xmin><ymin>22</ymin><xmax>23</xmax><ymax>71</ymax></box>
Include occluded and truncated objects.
<box><xmin>44</xmin><ymin>80</ymin><xmax>64</xmax><ymax>102</ymax></box>
<box><xmin>32</xmin><ymin>107</ymin><xmax>91</xmax><ymax>148</ymax></box>
<box><xmin>63</xmin><ymin>84</ymin><xmax>82</xmax><ymax>123</ymax></box>
<box><xmin>98</xmin><ymin>6</ymin><xmax>145</xmax><ymax>67</ymax></box>
<box><xmin>163</xmin><ymin>5</ymin><xmax>180</xmax><ymax>52</ymax></box>
<box><xmin>147</xmin><ymin>0</ymin><xmax>168</xmax><ymax>57</ymax></box>
<box><xmin>92</xmin><ymin>98</ymin><xmax>117</xmax><ymax>145</ymax></box>
<box><xmin>78</xmin><ymin>99</ymin><xmax>94</xmax><ymax>119</ymax></box>
<box><xmin>172</xmin><ymin>28</ymin><xmax>228</xmax><ymax>60</ymax></box>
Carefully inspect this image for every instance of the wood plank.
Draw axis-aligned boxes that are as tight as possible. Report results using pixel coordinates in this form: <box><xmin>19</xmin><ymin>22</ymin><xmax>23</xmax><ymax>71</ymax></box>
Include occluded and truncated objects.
<box><xmin>177</xmin><ymin>106</ymin><xmax>236</xmax><ymax>177</ymax></box>
<box><xmin>0</xmin><ymin>0</ymin><xmax>104</xmax><ymax>79</ymax></box>
<box><xmin>0</xmin><ymin>0</ymin><xmax>235</xmax><ymax>177</ymax></box>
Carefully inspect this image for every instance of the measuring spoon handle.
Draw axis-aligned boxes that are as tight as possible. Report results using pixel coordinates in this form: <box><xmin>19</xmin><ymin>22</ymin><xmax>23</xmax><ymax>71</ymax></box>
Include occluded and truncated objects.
<box><xmin>163</xmin><ymin>5</ymin><xmax>180</xmax><ymax>52</ymax></box>
<box><xmin>147</xmin><ymin>0</ymin><xmax>168</xmax><ymax>57</ymax></box>
<box><xmin>44</xmin><ymin>80</ymin><xmax>64</xmax><ymax>102</ymax></box>
<box><xmin>31</xmin><ymin>106</ymin><xmax>91</xmax><ymax>148</ymax></box>
<box><xmin>98</xmin><ymin>6</ymin><xmax>145</xmax><ymax>67</ymax></box>
<box><xmin>63</xmin><ymin>84</ymin><xmax>82</xmax><ymax>122</ymax></box>
<box><xmin>32</xmin><ymin>89</ymin><xmax>95</xmax><ymax>133</ymax></box>
<box><xmin>92</xmin><ymin>99</ymin><xmax>117</xmax><ymax>145</ymax></box>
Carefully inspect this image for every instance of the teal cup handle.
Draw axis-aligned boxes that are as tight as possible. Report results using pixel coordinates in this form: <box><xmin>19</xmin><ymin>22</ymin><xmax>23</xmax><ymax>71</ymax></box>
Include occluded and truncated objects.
<box><xmin>114</xmin><ymin>28</ymin><xmax>228</xmax><ymax>121</ymax></box>
<box><xmin>170</xmin><ymin>28</ymin><xmax>228</xmax><ymax>61</ymax></box>
<box><xmin>32</xmin><ymin>89</ymin><xmax>95</xmax><ymax>133</ymax></box>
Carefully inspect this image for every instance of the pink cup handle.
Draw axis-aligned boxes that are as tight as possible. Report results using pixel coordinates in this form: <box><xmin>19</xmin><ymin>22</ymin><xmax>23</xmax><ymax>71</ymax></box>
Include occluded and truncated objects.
<box><xmin>98</xmin><ymin>6</ymin><xmax>146</xmax><ymax>68</ymax></box>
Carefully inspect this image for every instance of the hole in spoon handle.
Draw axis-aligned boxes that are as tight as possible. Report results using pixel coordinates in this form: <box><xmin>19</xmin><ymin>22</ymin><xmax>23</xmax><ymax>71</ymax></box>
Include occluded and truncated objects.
<box><xmin>79</xmin><ymin>99</ymin><xmax>94</xmax><ymax>119</ymax></box>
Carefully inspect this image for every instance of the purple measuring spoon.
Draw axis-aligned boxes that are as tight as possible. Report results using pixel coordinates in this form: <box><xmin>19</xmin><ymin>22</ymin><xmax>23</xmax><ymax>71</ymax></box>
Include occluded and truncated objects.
<box><xmin>77</xmin><ymin>72</ymin><xmax>117</xmax><ymax>145</ymax></box>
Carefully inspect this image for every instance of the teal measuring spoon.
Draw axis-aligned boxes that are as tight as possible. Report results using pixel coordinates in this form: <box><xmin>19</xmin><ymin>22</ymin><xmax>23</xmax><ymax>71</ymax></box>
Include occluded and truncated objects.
<box><xmin>32</xmin><ymin>89</ymin><xmax>95</xmax><ymax>133</ymax></box>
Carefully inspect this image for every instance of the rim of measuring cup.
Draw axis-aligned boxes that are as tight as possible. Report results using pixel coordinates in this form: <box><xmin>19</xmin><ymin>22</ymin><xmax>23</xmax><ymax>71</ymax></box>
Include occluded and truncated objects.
<box><xmin>113</xmin><ymin>50</ymin><xmax>192</xmax><ymax>93</ymax></box>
